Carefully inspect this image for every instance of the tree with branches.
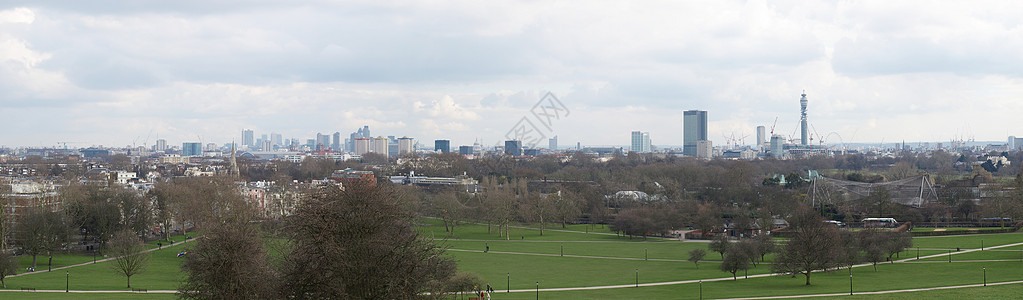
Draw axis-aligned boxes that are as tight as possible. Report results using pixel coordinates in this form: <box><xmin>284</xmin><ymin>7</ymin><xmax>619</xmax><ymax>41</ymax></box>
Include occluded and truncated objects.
<box><xmin>772</xmin><ymin>206</ymin><xmax>842</xmax><ymax>285</ymax></box>
<box><xmin>109</xmin><ymin>230</ymin><xmax>150</xmax><ymax>288</ymax></box>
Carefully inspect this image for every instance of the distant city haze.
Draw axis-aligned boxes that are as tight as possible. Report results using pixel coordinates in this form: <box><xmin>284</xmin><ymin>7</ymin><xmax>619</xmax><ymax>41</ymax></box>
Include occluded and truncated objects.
<box><xmin>1</xmin><ymin>2</ymin><xmax>1021</xmax><ymax>148</ymax></box>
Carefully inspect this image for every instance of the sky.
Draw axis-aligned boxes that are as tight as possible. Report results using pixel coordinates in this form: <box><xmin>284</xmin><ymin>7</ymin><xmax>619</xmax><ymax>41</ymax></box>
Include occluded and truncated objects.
<box><xmin>2</xmin><ymin>0</ymin><xmax>1023</xmax><ymax>149</ymax></box>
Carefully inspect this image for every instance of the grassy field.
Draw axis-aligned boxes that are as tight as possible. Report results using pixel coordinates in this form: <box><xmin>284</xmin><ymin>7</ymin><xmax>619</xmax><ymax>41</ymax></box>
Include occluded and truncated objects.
<box><xmin>3</xmin><ymin>224</ymin><xmax>1023</xmax><ymax>299</ymax></box>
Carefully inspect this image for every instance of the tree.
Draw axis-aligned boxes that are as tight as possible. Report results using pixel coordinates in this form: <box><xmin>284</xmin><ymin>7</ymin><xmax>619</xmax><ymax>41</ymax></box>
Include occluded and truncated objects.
<box><xmin>709</xmin><ymin>235</ymin><xmax>731</xmax><ymax>259</ymax></box>
<box><xmin>15</xmin><ymin>207</ymin><xmax>70</xmax><ymax>269</ymax></box>
<box><xmin>0</xmin><ymin>251</ymin><xmax>17</xmax><ymax>288</ymax></box>
<box><xmin>109</xmin><ymin>230</ymin><xmax>150</xmax><ymax>288</ymax></box>
<box><xmin>752</xmin><ymin>233</ymin><xmax>777</xmax><ymax>262</ymax></box>
<box><xmin>688</xmin><ymin>249</ymin><xmax>706</xmax><ymax>269</ymax></box>
<box><xmin>772</xmin><ymin>206</ymin><xmax>842</xmax><ymax>285</ymax></box>
<box><xmin>858</xmin><ymin>229</ymin><xmax>887</xmax><ymax>271</ymax></box>
<box><xmin>882</xmin><ymin>231</ymin><xmax>913</xmax><ymax>262</ymax></box>
<box><xmin>280</xmin><ymin>183</ymin><xmax>457</xmax><ymax>299</ymax></box>
<box><xmin>178</xmin><ymin>223</ymin><xmax>275</xmax><ymax>299</ymax></box>
<box><xmin>719</xmin><ymin>247</ymin><xmax>750</xmax><ymax>280</ymax></box>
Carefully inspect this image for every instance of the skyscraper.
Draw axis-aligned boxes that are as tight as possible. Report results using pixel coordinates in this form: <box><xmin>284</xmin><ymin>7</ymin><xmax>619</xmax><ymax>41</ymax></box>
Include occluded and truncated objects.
<box><xmin>505</xmin><ymin>140</ymin><xmax>522</xmax><ymax>156</ymax></box>
<box><xmin>683</xmin><ymin>110</ymin><xmax>708</xmax><ymax>156</ymax></box>
<box><xmin>354</xmin><ymin>138</ymin><xmax>370</xmax><ymax>155</ymax></box>
<box><xmin>631</xmin><ymin>131</ymin><xmax>651</xmax><ymax>153</ymax></box>
<box><xmin>242</xmin><ymin>129</ymin><xmax>254</xmax><ymax>147</ymax></box>
<box><xmin>435</xmin><ymin>140</ymin><xmax>450</xmax><ymax>153</ymax></box>
<box><xmin>549</xmin><ymin>136</ymin><xmax>558</xmax><ymax>150</ymax></box>
<box><xmin>155</xmin><ymin>139</ymin><xmax>167</xmax><ymax>151</ymax></box>
<box><xmin>271</xmin><ymin>133</ymin><xmax>282</xmax><ymax>147</ymax></box>
<box><xmin>332</xmin><ymin>132</ymin><xmax>341</xmax><ymax>150</ymax></box>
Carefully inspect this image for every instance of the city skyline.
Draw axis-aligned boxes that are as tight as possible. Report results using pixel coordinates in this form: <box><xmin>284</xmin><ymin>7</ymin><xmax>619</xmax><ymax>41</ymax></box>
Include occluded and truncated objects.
<box><xmin>2</xmin><ymin>2</ymin><xmax>1023</xmax><ymax>148</ymax></box>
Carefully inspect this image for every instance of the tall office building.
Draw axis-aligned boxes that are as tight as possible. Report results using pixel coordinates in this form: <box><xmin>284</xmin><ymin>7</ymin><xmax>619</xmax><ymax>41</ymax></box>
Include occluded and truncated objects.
<box><xmin>155</xmin><ymin>139</ymin><xmax>167</xmax><ymax>151</ymax></box>
<box><xmin>435</xmin><ymin>140</ymin><xmax>450</xmax><ymax>153</ymax></box>
<box><xmin>505</xmin><ymin>140</ymin><xmax>522</xmax><ymax>156</ymax></box>
<box><xmin>182</xmin><ymin>142</ymin><xmax>203</xmax><ymax>156</ymax></box>
<box><xmin>316</xmin><ymin>133</ymin><xmax>329</xmax><ymax>148</ymax></box>
<box><xmin>630</xmin><ymin>131</ymin><xmax>651</xmax><ymax>153</ymax></box>
<box><xmin>332</xmin><ymin>132</ymin><xmax>341</xmax><ymax>150</ymax></box>
<box><xmin>397</xmin><ymin>137</ymin><xmax>414</xmax><ymax>156</ymax></box>
<box><xmin>242</xmin><ymin>129</ymin><xmax>254</xmax><ymax>147</ymax></box>
<box><xmin>549</xmin><ymin>136</ymin><xmax>558</xmax><ymax>150</ymax></box>
<box><xmin>261</xmin><ymin>140</ymin><xmax>272</xmax><ymax>152</ymax></box>
<box><xmin>683</xmin><ymin>110</ymin><xmax>708</xmax><ymax>156</ymax></box>
<box><xmin>459</xmin><ymin>146</ymin><xmax>473</xmax><ymax>155</ymax></box>
<box><xmin>756</xmin><ymin>126</ymin><xmax>766</xmax><ymax>148</ymax></box>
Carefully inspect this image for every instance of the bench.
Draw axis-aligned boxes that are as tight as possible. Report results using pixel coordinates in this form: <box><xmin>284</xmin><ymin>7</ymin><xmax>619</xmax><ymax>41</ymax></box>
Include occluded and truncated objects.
<box><xmin>132</xmin><ymin>288</ymin><xmax>148</xmax><ymax>293</ymax></box>
<box><xmin>20</xmin><ymin>287</ymin><xmax>36</xmax><ymax>291</ymax></box>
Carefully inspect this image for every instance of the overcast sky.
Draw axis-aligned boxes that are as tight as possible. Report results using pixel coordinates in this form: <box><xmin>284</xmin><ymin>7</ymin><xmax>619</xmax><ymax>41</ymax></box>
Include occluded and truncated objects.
<box><xmin>2</xmin><ymin>1</ymin><xmax>1022</xmax><ymax>149</ymax></box>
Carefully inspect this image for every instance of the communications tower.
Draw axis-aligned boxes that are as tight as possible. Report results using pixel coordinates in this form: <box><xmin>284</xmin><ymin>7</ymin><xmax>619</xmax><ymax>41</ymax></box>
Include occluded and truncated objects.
<box><xmin>800</xmin><ymin>91</ymin><xmax>808</xmax><ymax>146</ymax></box>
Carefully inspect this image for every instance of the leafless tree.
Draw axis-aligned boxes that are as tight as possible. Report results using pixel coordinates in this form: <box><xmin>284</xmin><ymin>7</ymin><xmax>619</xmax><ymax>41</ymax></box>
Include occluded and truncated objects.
<box><xmin>280</xmin><ymin>183</ymin><xmax>457</xmax><ymax>299</ymax></box>
<box><xmin>772</xmin><ymin>206</ymin><xmax>842</xmax><ymax>285</ymax></box>
<box><xmin>178</xmin><ymin>223</ymin><xmax>276</xmax><ymax>299</ymax></box>
<box><xmin>719</xmin><ymin>246</ymin><xmax>749</xmax><ymax>280</ymax></box>
<box><xmin>109</xmin><ymin>230</ymin><xmax>149</xmax><ymax>288</ymax></box>
<box><xmin>15</xmin><ymin>207</ymin><xmax>70</xmax><ymax>269</ymax></box>
<box><xmin>0</xmin><ymin>251</ymin><xmax>16</xmax><ymax>288</ymax></box>
<box><xmin>688</xmin><ymin>249</ymin><xmax>706</xmax><ymax>269</ymax></box>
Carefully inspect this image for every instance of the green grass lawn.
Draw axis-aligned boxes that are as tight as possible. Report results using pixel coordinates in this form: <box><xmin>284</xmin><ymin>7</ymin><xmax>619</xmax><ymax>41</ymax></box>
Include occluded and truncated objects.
<box><xmin>5</xmin><ymin>222</ymin><xmax>1023</xmax><ymax>299</ymax></box>
<box><xmin>3</xmin><ymin>239</ymin><xmax>192</xmax><ymax>291</ymax></box>
<box><xmin>0</xmin><ymin>292</ymin><xmax>176</xmax><ymax>299</ymax></box>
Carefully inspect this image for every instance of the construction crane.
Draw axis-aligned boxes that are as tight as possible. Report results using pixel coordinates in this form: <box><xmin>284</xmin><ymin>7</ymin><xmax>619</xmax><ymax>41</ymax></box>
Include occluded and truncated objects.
<box><xmin>769</xmin><ymin>117</ymin><xmax>779</xmax><ymax>135</ymax></box>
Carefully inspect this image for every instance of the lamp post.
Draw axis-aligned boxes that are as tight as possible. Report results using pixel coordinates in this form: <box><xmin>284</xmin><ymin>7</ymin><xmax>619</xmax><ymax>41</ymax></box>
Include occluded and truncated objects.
<box><xmin>561</xmin><ymin>243</ymin><xmax>563</xmax><ymax>257</ymax></box>
<box><xmin>949</xmin><ymin>249</ymin><xmax>952</xmax><ymax>263</ymax></box>
<box><xmin>536</xmin><ymin>281</ymin><xmax>539</xmax><ymax>300</ymax></box>
<box><xmin>66</xmin><ymin>271</ymin><xmax>69</xmax><ymax>292</ymax></box>
<box><xmin>849</xmin><ymin>266</ymin><xmax>853</xmax><ymax>296</ymax></box>
<box><xmin>507</xmin><ymin>273</ymin><xmax>510</xmax><ymax>293</ymax></box>
<box><xmin>635</xmin><ymin>269</ymin><xmax>639</xmax><ymax>287</ymax></box>
<box><xmin>699</xmin><ymin>280</ymin><xmax>703</xmax><ymax>300</ymax></box>
<box><xmin>983</xmin><ymin>267</ymin><xmax>987</xmax><ymax>286</ymax></box>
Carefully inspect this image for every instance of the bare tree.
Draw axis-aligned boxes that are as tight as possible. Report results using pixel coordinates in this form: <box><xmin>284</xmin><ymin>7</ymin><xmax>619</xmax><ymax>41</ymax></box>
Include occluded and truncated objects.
<box><xmin>772</xmin><ymin>206</ymin><xmax>842</xmax><ymax>285</ymax></box>
<box><xmin>15</xmin><ymin>207</ymin><xmax>70</xmax><ymax>269</ymax></box>
<box><xmin>719</xmin><ymin>246</ymin><xmax>750</xmax><ymax>280</ymax></box>
<box><xmin>688</xmin><ymin>249</ymin><xmax>706</xmax><ymax>269</ymax></box>
<box><xmin>109</xmin><ymin>230</ymin><xmax>150</xmax><ymax>288</ymax></box>
<box><xmin>280</xmin><ymin>183</ymin><xmax>457</xmax><ymax>299</ymax></box>
<box><xmin>709</xmin><ymin>235</ymin><xmax>730</xmax><ymax>259</ymax></box>
<box><xmin>0</xmin><ymin>251</ymin><xmax>16</xmax><ymax>288</ymax></box>
<box><xmin>178</xmin><ymin>223</ymin><xmax>275</xmax><ymax>299</ymax></box>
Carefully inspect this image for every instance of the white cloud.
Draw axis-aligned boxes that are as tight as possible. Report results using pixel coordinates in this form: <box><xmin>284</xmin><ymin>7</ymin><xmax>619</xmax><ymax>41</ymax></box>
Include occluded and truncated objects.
<box><xmin>0</xmin><ymin>1</ymin><xmax>1022</xmax><ymax>147</ymax></box>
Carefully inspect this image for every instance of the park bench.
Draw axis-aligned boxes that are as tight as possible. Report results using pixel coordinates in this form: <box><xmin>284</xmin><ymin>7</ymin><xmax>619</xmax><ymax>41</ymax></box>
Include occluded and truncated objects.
<box><xmin>133</xmin><ymin>288</ymin><xmax>148</xmax><ymax>293</ymax></box>
<box><xmin>20</xmin><ymin>287</ymin><xmax>36</xmax><ymax>291</ymax></box>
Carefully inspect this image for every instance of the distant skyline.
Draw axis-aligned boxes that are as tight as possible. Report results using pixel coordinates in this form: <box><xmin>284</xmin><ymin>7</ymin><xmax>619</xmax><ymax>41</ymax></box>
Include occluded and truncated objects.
<box><xmin>2</xmin><ymin>1</ymin><xmax>1023</xmax><ymax>148</ymax></box>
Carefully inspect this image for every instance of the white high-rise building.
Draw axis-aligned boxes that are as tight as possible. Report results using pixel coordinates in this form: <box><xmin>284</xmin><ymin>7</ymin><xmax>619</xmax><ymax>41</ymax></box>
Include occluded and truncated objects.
<box><xmin>397</xmin><ymin>137</ymin><xmax>414</xmax><ymax>156</ymax></box>
<box><xmin>371</xmin><ymin>137</ymin><xmax>389</xmax><ymax>154</ymax></box>
<box><xmin>756</xmin><ymin>126</ymin><xmax>766</xmax><ymax>148</ymax></box>
<box><xmin>354</xmin><ymin>138</ymin><xmax>371</xmax><ymax>155</ymax></box>
<box><xmin>696</xmin><ymin>140</ymin><xmax>712</xmax><ymax>159</ymax></box>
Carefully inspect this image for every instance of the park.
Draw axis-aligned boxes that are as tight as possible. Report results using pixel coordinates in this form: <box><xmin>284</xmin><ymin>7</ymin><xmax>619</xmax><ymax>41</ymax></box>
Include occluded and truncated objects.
<box><xmin>2</xmin><ymin>216</ymin><xmax>1023</xmax><ymax>299</ymax></box>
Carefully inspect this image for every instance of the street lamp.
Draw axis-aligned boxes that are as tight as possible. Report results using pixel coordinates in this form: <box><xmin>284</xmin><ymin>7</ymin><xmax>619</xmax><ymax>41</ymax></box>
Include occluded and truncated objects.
<box><xmin>983</xmin><ymin>267</ymin><xmax>987</xmax><ymax>286</ymax></box>
<box><xmin>536</xmin><ymin>281</ymin><xmax>539</xmax><ymax>300</ymax></box>
<box><xmin>66</xmin><ymin>271</ymin><xmax>69</xmax><ymax>292</ymax></box>
<box><xmin>635</xmin><ymin>269</ymin><xmax>639</xmax><ymax>287</ymax></box>
<box><xmin>699</xmin><ymin>280</ymin><xmax>703</xmax><ymax>300</ymax></box>
<box><xmin>507</xmin><ymin>273</ymin><xmax>510</xmax><ymax>293</ymax></box>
